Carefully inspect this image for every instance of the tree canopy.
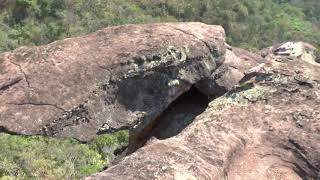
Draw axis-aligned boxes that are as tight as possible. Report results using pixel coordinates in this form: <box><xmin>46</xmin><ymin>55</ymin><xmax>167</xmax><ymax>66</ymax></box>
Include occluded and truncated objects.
<box><xmin>0</xmin><ymin>0</ymin><xmax>319</xmax><ymax>52</ymax></box>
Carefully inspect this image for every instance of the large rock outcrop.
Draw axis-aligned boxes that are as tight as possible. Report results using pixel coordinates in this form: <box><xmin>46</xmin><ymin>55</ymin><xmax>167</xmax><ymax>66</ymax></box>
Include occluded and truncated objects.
<box><xmin>1</xmin><ymin>21</ymin><xmax>319</xmax><ymax>179</ymax></box>
<box><xmin>0</xmin><ymin>22</ymin><xmax>225</xmax><ymax>141</ymax></box>
<box><xmin>87</xmin><ymin>44</ymin><xmax>320</xmax><ymax>179</ymax></box>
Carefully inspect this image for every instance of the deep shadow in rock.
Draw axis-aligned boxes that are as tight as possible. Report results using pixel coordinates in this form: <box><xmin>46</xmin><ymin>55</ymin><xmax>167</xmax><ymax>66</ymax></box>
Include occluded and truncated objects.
<box><xmin>0</xmin><ymin>126</ymin><xmax>20</xmax><ymax>135</ymax></box>
<box><xmin>152</xmin><ymin>86</ymin><xmax>209</xmax><ymax>139</ymax></box>
<box><xmin>127</xmin><ymin>85</ymin><xmax>211</xmax><ymax>154</ymax></box>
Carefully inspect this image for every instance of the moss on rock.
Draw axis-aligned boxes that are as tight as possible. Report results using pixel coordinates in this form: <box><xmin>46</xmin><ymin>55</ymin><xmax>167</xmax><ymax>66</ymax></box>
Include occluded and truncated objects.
<box><xmin>0</xmin><ymin>130</ymin><xmax>129</xmax><ymax>179</ymax></box>
<box><xmin>209</xmin><ymin>85</ymin><xmax>273</xmax><ymax>111</ymax></box>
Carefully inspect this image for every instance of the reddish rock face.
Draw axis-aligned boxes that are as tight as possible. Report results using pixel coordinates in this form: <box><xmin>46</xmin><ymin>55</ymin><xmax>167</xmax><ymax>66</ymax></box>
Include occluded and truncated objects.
<box><xmin>196</xmin><ymin>47</ymin><xmax>264</xmax><ymax>96</ymax></box>
<box><xmin>86</xmin><ymin>46</ymin><xmax>320</xmax><ymax>180</ymax></box>
<box><xmin>0</xmin><ymin>22</ymin><xmax>226</xmax><ymax>141</ymax></box>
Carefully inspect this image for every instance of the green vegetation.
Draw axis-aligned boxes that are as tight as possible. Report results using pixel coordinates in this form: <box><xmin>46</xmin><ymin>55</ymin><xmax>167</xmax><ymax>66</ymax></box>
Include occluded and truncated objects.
<box><xmin>288</xmin><ymin>0</ymin><xmax>320</xmax><ymax>27</ymax></box>
<box><xmin>0</xmin><ymin>130</ymin><xmax>129</xmax><ymax>179</ymax></box>
<box><xmin>90</xmin><ymin>130</ymin><xmax>129</xmax><ymax>165</ymax></box>
<box><xmin>0</xmin><ymin>0</ymin><xmax>319</xmax><ymax>53</ymax></box>
<box><xmin>315</xmin><ymin>47</ymin><xmax>320</xmax><ymax>63</ymax></box>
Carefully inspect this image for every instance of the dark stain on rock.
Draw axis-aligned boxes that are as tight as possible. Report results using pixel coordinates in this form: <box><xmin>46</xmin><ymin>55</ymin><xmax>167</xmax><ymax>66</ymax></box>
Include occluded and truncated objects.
<box><xmin>39</xmin><ymin>104</ymin><xmax>91</xmax><ymax>137</ymax></box>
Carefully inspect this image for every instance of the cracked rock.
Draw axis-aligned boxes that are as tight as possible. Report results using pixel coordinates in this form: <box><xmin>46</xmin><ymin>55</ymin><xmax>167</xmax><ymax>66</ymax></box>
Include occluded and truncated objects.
<box><xmin>0</xmin><ymin>22</ymin><xmax>226</xmax><ymax>141</ymax></box>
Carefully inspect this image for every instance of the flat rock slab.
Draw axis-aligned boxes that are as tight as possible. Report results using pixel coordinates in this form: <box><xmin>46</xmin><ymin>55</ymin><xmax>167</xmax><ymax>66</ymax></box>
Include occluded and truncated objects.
<box><xmin>0</xmin><ymin>22</ymin><xmax>226</xmax><ymax>141</ymax></box>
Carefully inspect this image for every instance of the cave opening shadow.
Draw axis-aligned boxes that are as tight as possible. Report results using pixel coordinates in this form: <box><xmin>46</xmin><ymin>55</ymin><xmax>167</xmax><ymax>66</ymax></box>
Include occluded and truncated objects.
<box><xmin>152</xmin><ymin>85</ymin><xmax>209</xmax><ymax>140</ymax></box>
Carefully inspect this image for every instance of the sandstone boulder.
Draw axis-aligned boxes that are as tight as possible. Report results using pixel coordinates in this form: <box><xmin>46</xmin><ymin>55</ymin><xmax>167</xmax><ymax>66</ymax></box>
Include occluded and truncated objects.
<box><xmin>0</xmin><ymin>22</ymin><xmax>226</xmax><ymax>141</ymax></box>
<box><xmin>87</xmin><ymin>46</ymin><xmax>320</xmax><ymax>180</ymax></box>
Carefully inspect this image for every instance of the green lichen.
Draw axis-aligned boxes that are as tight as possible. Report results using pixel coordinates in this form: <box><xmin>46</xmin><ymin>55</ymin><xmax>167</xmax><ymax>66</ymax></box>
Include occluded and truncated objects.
<box><xmin>209</xmin><ymin>85</ymin><xmax>273</xmax><ymax>111</ymax></box>
<box><xmin>240</xmin><ymin>85</ymin><xmax>272</xmax><ymax>102</ymax></box>
<box><xmin>208</xmin><ymin>95</ymin><xmax>239</xmax><ymax>111</ymax></box>
<box><xmin>145</xmin><ymin>46</ymin><xmax>187</xmax><ymax>69</ymax></box>
<box><xmin>0</xmin><ymin>130</ymin><xmax>129</xmax><ymax>179</ymax></box>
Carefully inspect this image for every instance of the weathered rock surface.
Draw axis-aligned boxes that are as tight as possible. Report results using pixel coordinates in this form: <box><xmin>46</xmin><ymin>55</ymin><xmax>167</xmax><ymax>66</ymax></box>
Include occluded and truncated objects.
<box><xmin>272</xmin><ymin>42</ymin><xmax>316</xmax><ymax>58</ymax></box>
<box><xmin>196</xmin><ymin>46</ymin><xmax>265</xmax><ymax>96</ymax></box>
<box><xmin>87</xmin><ymin>44</ymin><xmax>320</xmax><ymax>179</ymax></box>
<box><xmin>0</xmin><ymin>22</ymin><xmax>225</xmax><ymax>141</ymax></box>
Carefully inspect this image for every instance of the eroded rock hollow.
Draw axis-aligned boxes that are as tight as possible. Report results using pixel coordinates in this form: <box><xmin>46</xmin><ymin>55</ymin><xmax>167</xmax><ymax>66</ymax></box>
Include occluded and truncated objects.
<box><xmin>129</xmin><ymin>85</ymin><xmax>211</xmax><ymax>153</ymax></box>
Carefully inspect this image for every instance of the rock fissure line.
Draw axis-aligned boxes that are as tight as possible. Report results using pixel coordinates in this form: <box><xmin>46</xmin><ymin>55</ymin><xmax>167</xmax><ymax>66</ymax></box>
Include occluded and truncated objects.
<box><xmin>172</xmin><ymin>27</ymin><xmax>217</xmax><ymax>57</ymax></box>
<box><xmin>7</xmin><ymin>102</ymin><xmax>66</xmax><ymax>112</ymax></box>
<box><xmin>9</xmin><ymin>60</ymin><xmax>31</xmax><ymax>90</ymax></box>
<box><xmin>287</xmin><ymin>140</ymin><xmax>319</xmax><ymax>173</ymax></box>
<box><xmin>0</xmin><ymin>76</ymin><xmax>22</xmax><ymax>92</ymax></box>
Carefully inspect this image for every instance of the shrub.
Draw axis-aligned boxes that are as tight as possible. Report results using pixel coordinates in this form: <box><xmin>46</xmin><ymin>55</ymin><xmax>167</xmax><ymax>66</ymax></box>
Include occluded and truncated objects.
<box><xmin>91</xmin><ymin>130</ymin><xmax>129</xmax><ymax>164</ymax></box>
<box><xmin>0</xmin><ymin>130</ymin><xmax>129</xmax><ymax>179</ymax></box>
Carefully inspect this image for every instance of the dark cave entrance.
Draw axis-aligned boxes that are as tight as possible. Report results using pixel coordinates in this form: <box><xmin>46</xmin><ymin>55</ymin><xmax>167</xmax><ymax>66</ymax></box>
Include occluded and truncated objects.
<box><xmin>112</xmin><ymin>85</ymin><xmax>211</xmax><ymax>162</ymax></box>
<box><xmin>129</xmin><ymin>85</ymin><xmax>210</xmax><ymax>153</ymax></box>
<box><xmin>151</xmin><ymin>85</ymin><xmax>210</xmax><ymax>139</ymax></box>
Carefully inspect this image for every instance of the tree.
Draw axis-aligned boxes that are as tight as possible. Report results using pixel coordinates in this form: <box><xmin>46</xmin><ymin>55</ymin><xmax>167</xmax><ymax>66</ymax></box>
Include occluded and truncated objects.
<box><xmin>0</xmin><ymin>0</ymin><xmax>319</xmax><ymax>53</ymax></box>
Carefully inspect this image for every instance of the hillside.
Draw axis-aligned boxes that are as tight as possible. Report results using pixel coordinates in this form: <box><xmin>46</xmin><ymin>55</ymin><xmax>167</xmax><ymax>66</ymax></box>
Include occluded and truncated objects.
<box><xmin>289</xmin><ymin>0</ymin><xmax>320</xmax><ymax>26</ymax></box>
<box><xmin>0</xmin><ymin>0</ymin><xmax>319</xmax><ymax>53</ymax></box>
